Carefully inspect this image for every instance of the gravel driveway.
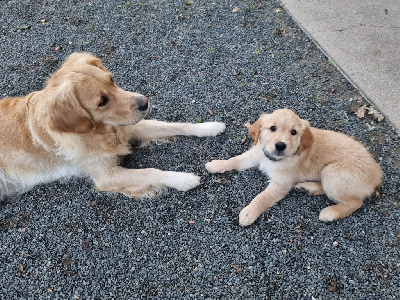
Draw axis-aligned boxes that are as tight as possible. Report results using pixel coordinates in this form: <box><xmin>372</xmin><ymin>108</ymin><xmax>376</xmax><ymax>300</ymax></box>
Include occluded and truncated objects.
<box><xmin>1</xmin><ymin>1</ymin><xmax>399</xmax><ymax>299</ymax></box>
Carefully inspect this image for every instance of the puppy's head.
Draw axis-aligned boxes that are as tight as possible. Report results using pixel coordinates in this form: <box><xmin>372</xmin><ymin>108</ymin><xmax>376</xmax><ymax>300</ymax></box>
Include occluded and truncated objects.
<box><xmin>47</xmin><ymin>52</ymin><xmax>148</xmax><ymax>133</ymax></box>
<box><xmin>246</xmin><ymin>109</ymin><xmax>313</xmax><ymax>160</ymax></box>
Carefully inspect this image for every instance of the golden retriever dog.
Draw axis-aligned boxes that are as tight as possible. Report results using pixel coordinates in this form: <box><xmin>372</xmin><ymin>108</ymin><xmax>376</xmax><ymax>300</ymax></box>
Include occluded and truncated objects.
<box><xmin>206</xmin><ymin>109</ymin><xmax>382</xmax><ymax>226</ymax></box>
<box><xmin>0</xmin><ymin>52</ymin><xmax>226</xmax><ymax>200</ymax></box>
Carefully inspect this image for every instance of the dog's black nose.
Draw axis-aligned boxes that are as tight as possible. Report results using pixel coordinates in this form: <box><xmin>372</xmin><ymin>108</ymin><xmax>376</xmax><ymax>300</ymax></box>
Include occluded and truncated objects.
<box><xmin>136</xmin><ymin>96</ymin><xmax>149</xmax><ymax>111</ymax></box>
<box><xmin>275</xmin><ymin>141</ymin><xmax>286</xmax><ymax>152</ymax></box>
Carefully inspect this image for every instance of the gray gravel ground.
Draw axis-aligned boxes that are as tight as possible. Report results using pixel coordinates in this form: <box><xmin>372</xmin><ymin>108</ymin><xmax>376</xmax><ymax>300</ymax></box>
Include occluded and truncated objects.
<box><xmin>1</xmin><ymin>0</ymin><xmax>399</xmax><ymax>299</ymax></box>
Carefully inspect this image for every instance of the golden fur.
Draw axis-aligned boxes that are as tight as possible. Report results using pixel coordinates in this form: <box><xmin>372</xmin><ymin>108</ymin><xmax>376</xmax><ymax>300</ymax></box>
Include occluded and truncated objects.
<box><xmin>206</xmin><ymin>109</ymin><xmax>382</xmax><ymax>226</ymax></box>
<box><xmin>0</xmin><ymin>52</ymin><xmax>225</xmax><ymax>199</ymax></box>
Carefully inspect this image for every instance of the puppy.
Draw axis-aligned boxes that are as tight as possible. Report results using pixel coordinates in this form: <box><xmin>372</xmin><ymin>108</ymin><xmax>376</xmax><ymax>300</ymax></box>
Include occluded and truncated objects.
<box><xmin>206</xmin><ymin>109</ymin><xmax>382</xmax><ymax>226</ymax></box>
<box><xmin>0</xmin><ymin>52</ymin><xmax>225</xmax><ymax>200</ymax></box>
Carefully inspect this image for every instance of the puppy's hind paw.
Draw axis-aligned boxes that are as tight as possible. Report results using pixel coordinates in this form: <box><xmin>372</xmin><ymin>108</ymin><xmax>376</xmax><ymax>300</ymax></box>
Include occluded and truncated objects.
<box><xmin>295</xmin><ymin>182</ymin><xmax>325</xmax><ymax>195</ymax></box>
<box><xmin>319</xmin><ymin>206</ymin><xmax>339</xmax><ymax>222</ymax></box>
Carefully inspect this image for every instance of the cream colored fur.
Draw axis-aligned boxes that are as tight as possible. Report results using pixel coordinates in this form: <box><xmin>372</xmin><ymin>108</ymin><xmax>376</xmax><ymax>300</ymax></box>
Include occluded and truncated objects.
<box><xmin>0</xmin><ymin>52</ymin><xmax>225</xmax><ymax>199</ymax></box>
<box><xmin>206</xmin><ymin>109</ymin><xmax>382</xmax><ymax>226</ymax></box>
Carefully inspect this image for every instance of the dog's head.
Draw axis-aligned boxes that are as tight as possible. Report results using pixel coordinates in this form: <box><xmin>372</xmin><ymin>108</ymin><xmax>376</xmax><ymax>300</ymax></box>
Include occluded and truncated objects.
<box><xmin>46</xmin><ymin>52</ymin><xmax>148</xmax><ymax>134</ymax></box>
<box><xmin>245</xmin><ymin>109</ymin><xmax>313</xmax><ymax>161</ymax></box>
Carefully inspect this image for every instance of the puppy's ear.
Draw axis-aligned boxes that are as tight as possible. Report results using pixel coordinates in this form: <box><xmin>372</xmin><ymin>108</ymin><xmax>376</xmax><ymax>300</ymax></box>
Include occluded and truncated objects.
<box><xmin>245</xmin><ymin>118</ymin><xmax>263</xmax><ymax>145</ymax></box>
<box><xmin>48</xmin><ymin>82</ymin><xmax>95</xmax><ymax>134</ymax></box>
<box><xmin>297</xmin><ymin>120</ymin><xmax>314</xmax><ymax>155</ymax></box>
<box><xmin>62</xmin><ymin>52</ymin><xmax>107</xmax><ymax>72</ymax></box>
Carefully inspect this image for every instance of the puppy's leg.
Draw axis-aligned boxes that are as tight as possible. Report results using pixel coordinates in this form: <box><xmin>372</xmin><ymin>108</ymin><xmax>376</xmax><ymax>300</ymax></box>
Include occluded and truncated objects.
<box><xmin>206</xmin><ymin>148</ymin><xmax>261</xmax><ymax>173</ymax></box>
<box><xmin>129</xmin><ymin>120</ymin><xmax>225</xmax><ymax>142</ymax></box>
<box><xmin>318</xmin><ymin>164</ymin><xmax>366</xmax><ymax>222</ymax></box>
<box><xmin>239</xmin><ymin>181</ymin><xmax>291</xmax><ymax>226</ymax></box>
<box><xmin>90</xmin><ymin>166</ymin><xmax>200</xmax><ymax>197</ymax></box>
<box><xmin>295</xmin><ymin>182</ymin><xmax>325</xmax><ymax>195</ymax></box>
<box><xmin>319</xmin><ymin>197</ymin><xmax>363</xmax><ymax>222</ymax></box>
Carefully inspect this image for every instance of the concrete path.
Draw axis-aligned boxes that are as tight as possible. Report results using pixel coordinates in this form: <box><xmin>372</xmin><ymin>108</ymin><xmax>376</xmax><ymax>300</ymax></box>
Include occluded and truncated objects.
<box><xmin>281</xmin><ymin>0</ymin><xmax>400</xmax><ymax>133</ymax></box>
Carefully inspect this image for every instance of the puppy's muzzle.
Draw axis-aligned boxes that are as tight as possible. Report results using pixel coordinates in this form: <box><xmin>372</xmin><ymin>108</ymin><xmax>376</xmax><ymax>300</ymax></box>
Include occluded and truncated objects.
<box><xmin>274</xmin><ymin>141</ymin><xmax>286</xmax><ymax>156</ymax></box>
<box><xmin>136</xmin><ymin>96</ymin><xmax>149</xmax><ymax>111</ymax></box>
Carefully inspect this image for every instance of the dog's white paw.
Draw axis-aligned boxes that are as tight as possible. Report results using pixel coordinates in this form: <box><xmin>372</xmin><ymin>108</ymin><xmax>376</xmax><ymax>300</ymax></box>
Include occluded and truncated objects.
<box><xmin>319</xmin><ymin>206</ymin><xmax>339</xmax><ymax>222</ymax></box>
<box><xmin>165</xmin><ymin>172</ymin><xmax>201</xmax><ymax>191</ymax></box>
<box><xmin>194</xmin><ymin>122</ymin><xmax>226</xmax><ymax>137</ymax></box>
<box><xmin>238</xmin><ymin>205</ymin><xmax>258</xmax><ymax>227</ymax></box>
<box><xmin>205</xmin><ymin>160</ymin><xmax>228</xmax><ymax>174</ymax></box>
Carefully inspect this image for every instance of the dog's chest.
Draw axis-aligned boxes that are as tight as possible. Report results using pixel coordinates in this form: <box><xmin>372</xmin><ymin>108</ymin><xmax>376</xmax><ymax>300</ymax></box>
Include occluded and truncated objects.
<box><xmin>258</xmin><ymin>157</ymin><xmax>299</xmax><ymax>184</ymax></box>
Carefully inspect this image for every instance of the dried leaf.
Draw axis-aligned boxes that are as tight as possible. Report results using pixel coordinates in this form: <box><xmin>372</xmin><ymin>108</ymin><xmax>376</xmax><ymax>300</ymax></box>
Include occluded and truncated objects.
<box><xmin>81</xmin><ymin>240</ymin><xmax>90</xmax><ymax>250</ymax></box>
<box><xmin>214</xmin><ymin>178</ymin><xmax>229</xmax><ymax>185</ymax></box>
<box><xmin>367</xmin><ymin>107</ymin><xmax>385</xmax><ymax>122</ymax></box>
<box><xmin>355</xmin><ymin>105</ymin><xmax>367</xmax><ymax>118</ymax></box>
<box><xmin>326</xmin><ymin>87</ymin><xmax>336</xmax><ymax>95</ymax></box>
<box><xmin>329</xmin><ymin>278</ymin><xmax>338</xmax><ymax>292</ymax></box>
<box><xmin>231</xmin><ymin>264</ymin><xmax>242</xmax><ymax>273</ymax></box>
<box><xmin>188</xmin><ymin>220</ymin><xmax>195</xmax><ymax>224</ymax></box>
<box><xmin>232</xmin><ymin>6</ymin><xmax>240</xmax><ymax>13</ymax></box>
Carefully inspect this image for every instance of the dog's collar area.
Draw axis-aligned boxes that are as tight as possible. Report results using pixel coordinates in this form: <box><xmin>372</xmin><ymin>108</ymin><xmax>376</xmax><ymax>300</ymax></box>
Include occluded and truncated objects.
<box><xmin>262</xmin><ymin>148</ymin><xmax>283</xmax><ymax>162</ymax></box>
<box><xmin>262</xmin><ymin>148</ymin><xmax>300</xmax><ymax>162</ymax></box>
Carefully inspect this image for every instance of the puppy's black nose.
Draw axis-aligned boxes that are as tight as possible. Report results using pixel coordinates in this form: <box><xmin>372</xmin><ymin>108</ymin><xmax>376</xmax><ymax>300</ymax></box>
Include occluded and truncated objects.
<box><xmin>275</xmin><ymin>141</ymin><xmax>286</xmax><ymax>152</ymax></box>
<box><xmin>136</xmin><ymin>96</ymin><xmax>149</xmax><ymax>111</ymax></box>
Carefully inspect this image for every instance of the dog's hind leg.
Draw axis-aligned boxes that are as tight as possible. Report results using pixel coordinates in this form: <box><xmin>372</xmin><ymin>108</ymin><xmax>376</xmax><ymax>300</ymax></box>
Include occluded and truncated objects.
<box><xmin>319</xmin><ymin>196</ymin><xmax>363</xmax><ymax>222</ymax></box>
<box><xmin>318</xmin><ymin>163</ymin><xmax>366</xmax><ymax>222</ymax></box>
<box><xmin>295</xmin><ymin>182</ymin><xmax>325</xmax><ymax>195</ymax></box>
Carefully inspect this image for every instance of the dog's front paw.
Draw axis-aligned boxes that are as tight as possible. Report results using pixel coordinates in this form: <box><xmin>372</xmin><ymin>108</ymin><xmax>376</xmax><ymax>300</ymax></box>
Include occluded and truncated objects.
<box><xmin>194</xmin><ymin>122</ymin><xmax>226</xmax><ymax>137</ymax></box>
<box><xmin>165</xmin><ymin>172</ymin><xmax>201</xmax><ymax>191</ymax></box>
<box><xmin>205</xmin><ymin>160</ymin><xmax>228</xmax><ymax>173</ymax></box>
<box><xmin>238</xmin><ymin>205</ymin><xmax>259</xmax><ymax>226</ymax></box>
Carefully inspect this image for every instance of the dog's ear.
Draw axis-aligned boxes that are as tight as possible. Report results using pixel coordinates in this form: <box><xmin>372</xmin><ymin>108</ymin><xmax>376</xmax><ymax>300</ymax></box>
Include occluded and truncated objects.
<box><xmin>62</xmin><ymin>52</ymin><xmax>108</xmax><ymax>72</ymax></box>
<box><xmin>297</xmin><ymin>120</ymin><xmax>314</xmax><ymax>155</ymax></box>
<box><xmin>245</xmin><ymin>117</ymin><xmax>263</xmax><ymax>145</ymax></box>
<box><xmin>48</xmin><ymin>82</ymin><xmax>95</xmax><ymax>134</ymax></box>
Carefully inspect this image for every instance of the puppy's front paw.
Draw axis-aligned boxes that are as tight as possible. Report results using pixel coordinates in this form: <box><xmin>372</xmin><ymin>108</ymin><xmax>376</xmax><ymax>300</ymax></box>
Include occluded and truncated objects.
<box><xmin>238</xmin><ymin>205</ymin><xmax>259</xmax><ymax>227</ymax></box>
<box><xmin>167</xmin><ymin>172</ymin><xmax>201</xmax><ymax>192</ymax></box>
<box><xmin>194</xmin><ymin>122</ymin><xmax>226</xmax><ymax>137</ymax></box>
<box><xmin>205</xmin><ymin>160</ymin><xmax>228</xmax><ymax>173</ymax></box>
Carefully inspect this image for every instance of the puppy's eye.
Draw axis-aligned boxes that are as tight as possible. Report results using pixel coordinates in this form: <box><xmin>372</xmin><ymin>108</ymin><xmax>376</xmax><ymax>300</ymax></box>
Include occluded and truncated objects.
<box><xmin>110</xmin><ymin>77</ymin><xmax>115</xmax><ymax>84</ymax></box>
<box><xmin>291</xmin><ymin>129</ymin><xmax>297</xmax><ymax>135</ymax></box>
<box><xmin>270</xmin><ymin>126</ymin><xmax>276</xmax><ymax>132</ymax></box>
<box><xmin>99</xmin><ymin>94</ymin><xmax>110</xmax><ymax>107</ymax></box>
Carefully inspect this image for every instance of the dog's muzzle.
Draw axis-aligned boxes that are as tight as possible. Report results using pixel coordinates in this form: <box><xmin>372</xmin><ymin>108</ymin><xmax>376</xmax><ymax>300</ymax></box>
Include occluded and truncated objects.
<box><xmin>262</xmin><ymin>148</ymin><xmax>284</xmax><ymax>162</ymax></box>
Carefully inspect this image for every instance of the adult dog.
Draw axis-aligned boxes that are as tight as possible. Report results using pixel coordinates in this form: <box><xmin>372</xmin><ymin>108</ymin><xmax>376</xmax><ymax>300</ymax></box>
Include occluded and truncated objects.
<box><xmin>0</xmin><ymin>52</ymin><xmax>225</xmax><ymax>199</ymax></box>
<box><xmin>206</xmin><ymin>109</ymin><xmax>382</xmax><ymax>226</ymax></box>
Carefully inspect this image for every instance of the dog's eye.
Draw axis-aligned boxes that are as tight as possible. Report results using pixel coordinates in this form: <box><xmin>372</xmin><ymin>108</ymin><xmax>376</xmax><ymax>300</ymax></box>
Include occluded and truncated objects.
<box><xmin>99</xmin><ymin>94</ymin><xmax>110</xmax><ymax>107</ymax></box>
<box><xmin>291</xmin><ymin>129</ymin><xmax>297</xmax><ymax>135</ymax></box>
<box><xmin>110</xmin><ymin>77</ymin><xmax>115</xmax><ymax>84</ymax></box>
<box><xmin>270</xmin><ymin>126</ymin><xmax>276</xmax><ymax>132</ymax></box>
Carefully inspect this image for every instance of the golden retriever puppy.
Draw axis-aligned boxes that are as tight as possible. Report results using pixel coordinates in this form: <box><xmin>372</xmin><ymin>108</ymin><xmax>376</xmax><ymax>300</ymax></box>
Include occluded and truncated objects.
<box><xmin>0</xmin><ymin>52</ymin><xmax>225</xmax><ymax>200</ymax></box>
<box><xmin>206</xmin><ymin>109</ymin><xmax>382</xmax><ymax>226</ymax></box>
